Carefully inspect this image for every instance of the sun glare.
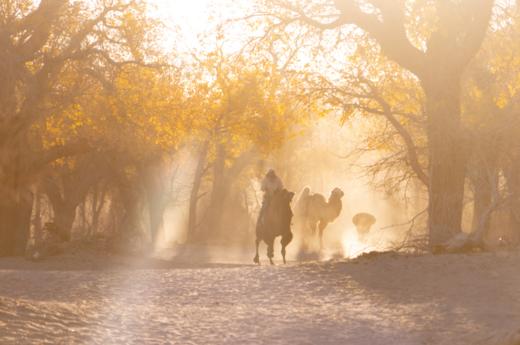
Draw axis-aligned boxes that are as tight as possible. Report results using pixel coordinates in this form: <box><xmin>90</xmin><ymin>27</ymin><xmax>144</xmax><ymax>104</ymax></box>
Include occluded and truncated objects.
<box><xmin>149</xmin><ymin>0</ymin><xmax>241</xmax><ymax>52</ymax></box>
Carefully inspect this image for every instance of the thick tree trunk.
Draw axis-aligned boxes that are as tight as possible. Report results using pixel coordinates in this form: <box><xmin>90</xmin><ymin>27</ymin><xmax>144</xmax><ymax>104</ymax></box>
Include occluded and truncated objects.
<box><xmin>147</xmin><ymin>195</ymin><xmax>164</xmax><ymax>246</ymax></box>
<box><xmin>90</xmin><ymin>183</ymin><xmax>107</xmax><ymax>236</ymax></box>
<box><xmin>424</xmin><ymin>77</ymin><xmax>467</xmax><ymax>247</ymax></box>
<box><xmin>45</xmin><ymin>183</ymin><xmax>80</xmax><ymax>241</ymax></box>
<box><xmin>45</xmin><ymin>181</ymin><xmax>79</xmax><ymax>241</ymax></box>
<box><xmin>203</xmin><ymin>145</ymin><xmax>228</xmax><ymax>242</ymax></box>
<box><xmin>52</xmin><ymin>203</ymin><xmax>77</xmax><ymax>241</ymax></box>
<box><xmin>43</xmin><ymin>159</ymin><xmax>102</xmax><ymax>241</ymax></box>
<box><xmin>198</xmin><ymin>145</ymin><xmax>254</xmax><ymax>243</ymax></box>
<box><xmin>0</xmin><ymin>190</ymin><xmax>33</xmax><ymax>256</ymax></box>
<box><xmin>119</xmin><ymin>180</ymin><xmax>141</xmax><ymax>236</ymax></box>
<box><xmin>0</xmin><ymin>138</ymin><xmax>34</xmax><ymax>256</ymax></box>
<box><xmin>469</xmin><ymin>143</ymin><xmax>498</xmax><ymax>241</ymax></box>
<box><xmin>187</xmin><ymin>142</ymin><xmax>209</xmax><ymax>243</ymax></box>
<box><xmin>140</xmin><ymin>160</ymin><xmax>168</xmax><ymax>247</ymax></box>
<box><xmin>471</xmin><ymin>176</ymin><xmax>492</xmax><ymax>235</ymax></box>
<box><xmin>505</xmin><ymin>154</ymin><xmax>520</xmax><ymax>244</ymax></box>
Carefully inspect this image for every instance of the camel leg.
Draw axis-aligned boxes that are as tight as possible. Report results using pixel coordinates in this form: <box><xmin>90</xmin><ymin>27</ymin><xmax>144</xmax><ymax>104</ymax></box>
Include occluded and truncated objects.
<box><xmin>267</xmin><ymin>239</ymin><xmax>274</xmax><ymax>265</ymax></box>
<box><xmin>318</xmin><ymin>221</ymin><xmax>328</xmax><ymax>253</ymax></box>
<box><xmin>302</xmin><ymin>220</ymin><xmax>312</xmax><ymax>250</ymax></box>
<box><xmin>281</xmin><ymin>233</ymin><xmax>293</xmax><ymax>264</ymax></box>
<box><xmin>310</xmin><ymin>221</ymin><xmax>317</xmax><ymax>235</ymax></box>
<box><xmin>253</xmin><ymin>238</ymin><xmax>260</xmax><ymax>264</ymax></box>
<box><xmin>297</xmin><ymin>220</ymin><xmax>306</xmax><ymax>253</ymax></box>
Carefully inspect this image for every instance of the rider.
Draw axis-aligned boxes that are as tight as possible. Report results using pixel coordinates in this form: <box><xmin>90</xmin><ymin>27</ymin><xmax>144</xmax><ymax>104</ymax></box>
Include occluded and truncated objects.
<box><xmin>258</xmin><ymin>169</ymin><xmax>284</xmax><ymax>227</ymax></box>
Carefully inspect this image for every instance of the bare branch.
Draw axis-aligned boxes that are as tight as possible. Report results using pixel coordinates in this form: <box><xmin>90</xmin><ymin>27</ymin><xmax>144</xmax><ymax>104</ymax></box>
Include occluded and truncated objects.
<box><xmin>360</xmin><ymin>78</ymin><xmax>429</xmax><ymax>187</ymax></box>
<box><xmin>275</xmin><ymin>0</ymin><xmax>427</xmax><ymax>76</ymax></box>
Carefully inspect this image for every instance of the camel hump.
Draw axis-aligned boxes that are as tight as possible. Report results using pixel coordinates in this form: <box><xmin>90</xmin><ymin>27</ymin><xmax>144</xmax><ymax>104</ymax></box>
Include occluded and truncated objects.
<box><xmin>308</xmin><ymin>193</ymin><xmax>327</xmax><ymax>206</ymax></box>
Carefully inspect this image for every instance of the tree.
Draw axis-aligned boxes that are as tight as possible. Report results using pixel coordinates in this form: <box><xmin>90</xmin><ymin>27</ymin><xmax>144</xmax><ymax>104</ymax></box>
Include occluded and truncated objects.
<box><xmin>257</xmin><ymin>0</ymin><xmax>494</xmax><ymax>247</ymax></box>
<box><xmin>185</xmin><ymin>36</ymin><xmax>312</xmax><ymax>242</ymax></box>
<box><xmin>461</xmin><ymin>3</ymin><xmax>520</xmax><ymax>245</ymax></box>
<box><xmin>0</xmin><ymin>0</ymin><xmax>169</xmax><ymax>255</ymax></box>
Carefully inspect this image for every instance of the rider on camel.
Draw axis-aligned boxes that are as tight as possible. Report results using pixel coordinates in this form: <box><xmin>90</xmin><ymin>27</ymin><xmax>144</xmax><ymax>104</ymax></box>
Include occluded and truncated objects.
<box><xmin>258</xmin><ymin>169</ymin><xmax>284</xmax><ymax>227</ymax></box>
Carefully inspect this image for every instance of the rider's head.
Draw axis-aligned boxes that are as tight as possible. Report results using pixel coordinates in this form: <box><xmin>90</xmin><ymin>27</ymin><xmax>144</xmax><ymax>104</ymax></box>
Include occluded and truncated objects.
<box><xmin>266</xmin><ymin>169</ymin><xmax>276</xmax><ymax>178</ymax></box>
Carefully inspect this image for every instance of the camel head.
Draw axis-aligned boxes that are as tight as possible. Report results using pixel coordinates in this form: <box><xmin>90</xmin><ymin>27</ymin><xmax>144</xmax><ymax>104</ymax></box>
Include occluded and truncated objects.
<box><xmin>277</xmin><ymin>189</ymin><xmax>295</xmax><ymax>225</ymax></box>
<box><xmin>281</xmin><ymin>189</ymin><xmax>295</xmax><ymax>203</ymax></box>
<box><xmin>270</xmin><ymin>189</ymin><xmax>295</xmax><ymax>212</ymax></box>
<box><xmin>330</xmin><ymin>187</ymin><xmax>344</xmax><ymax>200</ymax></box>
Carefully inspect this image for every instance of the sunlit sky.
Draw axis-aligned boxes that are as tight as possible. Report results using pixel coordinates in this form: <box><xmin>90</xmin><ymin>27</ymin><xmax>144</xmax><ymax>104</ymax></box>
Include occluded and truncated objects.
<box><xmin>150</xmin><ymin>0</ymin><xmax>213</xmax><ymax>34</ymax></box>
<box><xmin>148</xmin><ymin>0</ymin><xmax>248</xmax><ymax>53</ymax></box>
<box><xmin>140</xmin><ymin>0</ymin><xmax>518</xmax><ymax>80</ymax></box>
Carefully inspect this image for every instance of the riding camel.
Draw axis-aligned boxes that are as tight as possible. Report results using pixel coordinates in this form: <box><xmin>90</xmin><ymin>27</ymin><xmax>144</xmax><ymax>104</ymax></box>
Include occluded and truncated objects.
<box><xmin>254</xmin><ymin>189</ymin><xmax>295</xmax><ymax>265</ymax></box>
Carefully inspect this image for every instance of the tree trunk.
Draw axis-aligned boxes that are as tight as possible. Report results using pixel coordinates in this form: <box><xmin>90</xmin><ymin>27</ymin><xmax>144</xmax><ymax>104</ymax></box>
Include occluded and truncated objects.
<box><xmin>471</xmin><ymin>176</ymin><xmax>492</xmax><ymax>235</ymax></box>
<box><xmin>45</xmin><ymin>181</ymin><xmax>80</xmax><ymax>241</ymax></box>
<box><xmin>0</xmin><ymin>136</ymin><xmax>34</xmax><ymax>256</ymax></box>
<box><xmin>147</xmin><ymin>194</ymin><xmax>164</xmax><ymax>247</ymax></box>
<box><xmin>119</xmin><ymin>179</ymin><xmax>142</xmax><ymax>236</ymax></box>
<box><xmin>0</xmin><ymin>190</ymin><xmax>33</xmax><ymax>256</ymax></box>
<box><xmin>43</xmin><ymin>159</ymin><xmax>102</xmax><ymax>241</ymax></box>
<box><xmin>469</xmin><ymin>142</ymin><xmax>498</xmax><ymax>241</ymax></box>
<box><xmin>202</xmin><ymin>147</ymin><xmax>255</xmax><ymax>242</ymax></box>
<box><xmin>79</xmin><ymin>201</ymin><xmax>88</xmax><ymax>236</ymax></box>
<box><xmin>187</xmin><ymin>141</ymin><xmax>209</xmax><ymax>243</ymax></box>
<box><xmin>140</xmin><ymin>160</ymin><xmax>168</xmax><ymax>247</ymax></box>
<box><xmin>505</xmin><ymin>154</ymin><xmax>520</xmax><ymax>244</ymax></box>
<box><xmin>202</xmin><ymin>145</ymin><xmax>228</xmax><ymax>242</ymax></box>
<box><xmin>52</xmin><ymin>202</ymin><xmax>77</xmax><ymax>241</ymax></box>
<box><xmin>32</xmin><ymin>188</ymin><xmax>43</xmax><ymax>244</ymax></box>
<box><xmin>90</xmin><ymin>183</ymin><xmax>107</xmax><ymax>236</ymax></box>
<box><xmin>424</xmin><ymin>77</ymin><xmax>467</xmax><ymax>247</ymax></box>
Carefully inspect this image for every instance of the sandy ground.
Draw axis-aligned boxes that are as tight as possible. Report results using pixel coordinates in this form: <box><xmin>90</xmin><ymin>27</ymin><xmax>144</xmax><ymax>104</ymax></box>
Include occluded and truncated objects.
<box><xmin>1</xmin><ymin>249</ymin><xmax>520</xmax><ymax>345</ymax></box>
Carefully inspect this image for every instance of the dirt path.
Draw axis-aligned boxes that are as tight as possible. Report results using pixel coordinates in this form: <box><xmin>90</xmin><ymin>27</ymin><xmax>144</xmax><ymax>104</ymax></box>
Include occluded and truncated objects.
<box><xmin>1</xmin><ymin>252</ymin><xmax>519</xmax><ymax>345</ymax></box>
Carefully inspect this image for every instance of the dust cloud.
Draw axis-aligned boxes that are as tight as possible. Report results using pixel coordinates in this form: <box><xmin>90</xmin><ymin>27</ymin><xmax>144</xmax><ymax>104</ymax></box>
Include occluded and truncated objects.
<box><xmin>155</xmin><ymin>115</ymin><xmax>426</xmax><ymax>263</ymax></box>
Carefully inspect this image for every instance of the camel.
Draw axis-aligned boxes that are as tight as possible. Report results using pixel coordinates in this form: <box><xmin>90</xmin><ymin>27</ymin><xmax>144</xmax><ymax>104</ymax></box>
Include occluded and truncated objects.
<box><xmin>295</xmin><ymin>187</ymin><xmax>344</xmax><ymax>251</ymax></box>
<box><xmin>254</xmin><ymin>189</ymin><xmax>295</xmax><ymax>265</ymax></box>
